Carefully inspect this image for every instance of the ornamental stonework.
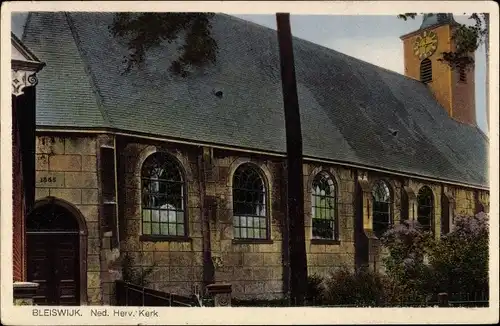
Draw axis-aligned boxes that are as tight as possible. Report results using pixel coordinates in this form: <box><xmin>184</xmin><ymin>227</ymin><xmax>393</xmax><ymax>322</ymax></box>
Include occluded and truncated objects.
<box><xmin>12</xmin><ymin>70</ymin><xmax>38</xmax><ymax>97</ymax></box>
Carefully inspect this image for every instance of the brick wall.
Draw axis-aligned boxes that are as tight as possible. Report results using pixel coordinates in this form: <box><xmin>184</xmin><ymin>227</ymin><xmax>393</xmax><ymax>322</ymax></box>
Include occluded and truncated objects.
<box><xmin>35</xmin><ymin>135</ymin><xmax>101</xmax><ymax>304</ymax></box>
<box><xmin>12</xmin><ymin>101</ymin><xmax>25</xmax><ymax>282</ymax></box>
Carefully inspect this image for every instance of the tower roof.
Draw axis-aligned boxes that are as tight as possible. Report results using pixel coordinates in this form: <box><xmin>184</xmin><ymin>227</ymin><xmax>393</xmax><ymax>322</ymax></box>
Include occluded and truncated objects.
<box><xmin>420</xmin><ymin>13</ymin><xmax>457</xmax><ymax>29</ymax></box>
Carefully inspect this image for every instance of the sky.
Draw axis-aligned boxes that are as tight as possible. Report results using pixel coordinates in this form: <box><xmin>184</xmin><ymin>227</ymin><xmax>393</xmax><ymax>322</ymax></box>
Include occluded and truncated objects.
<box><xmin>11</xmin><ymin>13</ymin><xmax>488</xmax><ymax>133</ymax></box>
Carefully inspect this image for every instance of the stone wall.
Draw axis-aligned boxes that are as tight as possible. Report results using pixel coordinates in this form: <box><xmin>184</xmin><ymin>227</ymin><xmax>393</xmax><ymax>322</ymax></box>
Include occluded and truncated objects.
<box><xmin>119</xmin><ymin>142</ymin><xmax>287</xmax><ymax>299</ymax></box>
<box><xmin>35</xmin><ymin>134</ymin><xmax>101</xmax><ymax>305</ymax></box>
<box><xmin>208</xmin><ymin>154</ymin><xmax>285</xmax><ymax>299</ymax></box>
<box><xmin>303</xmin><ymin>164</ymin><xmax>356</xmax><ymax>277</ymax></box>
<box><xmin>478</xmin><ymin>190</ymin><xmax>490</xmax><ymax>213</ymax></box>
<box><xmin>408</xmin><ymin>179</ymin><xmax>442</xmax><ymax>238</ymax></box>
<box><xmin>118</xmin><ymin>141</ymin><xmax>205</xmax><ymax>297</ymax></box>
<box><xmin>452</xmin><ymin>187</ymin><xmax>476</xmax><ymax>217</ymax></box>
<box><xmin>33</xmin><ymin>133</ymin><xmax>491</xmax><ymax>302</ymax></box>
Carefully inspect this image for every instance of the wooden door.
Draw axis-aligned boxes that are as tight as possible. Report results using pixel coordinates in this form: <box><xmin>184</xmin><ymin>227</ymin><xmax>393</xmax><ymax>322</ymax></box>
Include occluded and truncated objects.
<box><xmin>27</xmin><ymin>233</ymin><xmax>80</xmax><ymax>305</ymax></box>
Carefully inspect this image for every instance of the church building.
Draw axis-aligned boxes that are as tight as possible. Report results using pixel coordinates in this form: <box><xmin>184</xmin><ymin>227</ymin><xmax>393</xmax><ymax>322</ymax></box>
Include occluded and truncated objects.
<box><xmin>18</xmin><ymin>12</ymin><xmax>489</xmax><ymax>305</ymax></box>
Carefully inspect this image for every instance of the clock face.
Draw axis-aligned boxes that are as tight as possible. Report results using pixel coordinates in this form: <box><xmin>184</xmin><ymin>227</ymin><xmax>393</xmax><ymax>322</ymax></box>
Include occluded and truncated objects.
<box><xmin>413</xmin><ymin>31</ymin><xmax>438</xmax><ymax>60</ymax></box>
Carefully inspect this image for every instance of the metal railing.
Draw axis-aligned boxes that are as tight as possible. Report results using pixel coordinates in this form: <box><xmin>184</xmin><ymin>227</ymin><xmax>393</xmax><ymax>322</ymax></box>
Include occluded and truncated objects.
<box><xmin>115</xmin><ymin>281</ymin><xmax>201</xmax><ymax>307</ymax></box>
<box><xmin>231</xmin><ymin>291</ymin><xmax>489</xmax><ymax>308</ymax></box>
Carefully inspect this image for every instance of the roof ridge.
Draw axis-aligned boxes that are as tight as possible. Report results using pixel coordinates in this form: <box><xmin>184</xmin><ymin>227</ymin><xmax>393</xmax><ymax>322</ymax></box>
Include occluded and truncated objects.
<box><xmin>64</xmin><ymin>12</ymin><xmax>112</xmax><ymax>128</ymax></box>
<box><xmin>226</xmin><ymin>14</ymin><xmax>416</xmax><ymax>82</ymax></box>
<box><xmin>21</xmin><ymin>12</ymin><xmax>32</xmax><ymax>42</ymax></box>
<box><xmin>11</xmin><ymin>31</ymin><xmax>42</xmax><ymax>62</ymax></box>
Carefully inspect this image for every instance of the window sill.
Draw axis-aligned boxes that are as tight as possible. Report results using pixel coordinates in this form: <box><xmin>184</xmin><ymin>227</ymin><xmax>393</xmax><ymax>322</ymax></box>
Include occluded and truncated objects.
<box><xmin>311</xmin><ymin>239</ymin><xmax>340</xmax><ymax>245</ymax></box>
<box><xmin>232</xmin><ymin>239</ymin><xmax>274</xmax><ymax>245</ymax></box>
<box><xmin>139</xmin><ymin>235</ymin><xmax>192</xmax><ymax>243</ymax></box>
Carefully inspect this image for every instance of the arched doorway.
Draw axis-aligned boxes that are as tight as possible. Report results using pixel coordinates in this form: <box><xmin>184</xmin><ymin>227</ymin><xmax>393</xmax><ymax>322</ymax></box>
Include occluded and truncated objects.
<box><xmin>26</xmin><ymin>197</ymin><xmax>87</xmax><ymax>305</ymax></box>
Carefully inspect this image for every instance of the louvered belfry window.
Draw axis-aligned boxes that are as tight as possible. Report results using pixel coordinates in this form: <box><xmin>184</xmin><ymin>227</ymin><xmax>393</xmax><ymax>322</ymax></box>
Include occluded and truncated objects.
<box><xmin>459</xmin><ymin>67</ymin><xmax>467</xmax><ymax>82</ymax></box>
<box><xmin>420</xmin><ymin>58</ymin><xmax>432</xmax><ymax>83</ymax></box>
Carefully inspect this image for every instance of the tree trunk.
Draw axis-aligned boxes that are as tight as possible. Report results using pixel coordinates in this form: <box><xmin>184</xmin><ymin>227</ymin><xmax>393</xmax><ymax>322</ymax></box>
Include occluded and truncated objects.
<box><xmin>484</xmin><ymin>13</ymin><xmax>490</xmax><ymax>133</ymax></box>
<box><xmin>276</xmin><ymin>13</ymin><xmax>308</xmax><ymax>306</ymax></box>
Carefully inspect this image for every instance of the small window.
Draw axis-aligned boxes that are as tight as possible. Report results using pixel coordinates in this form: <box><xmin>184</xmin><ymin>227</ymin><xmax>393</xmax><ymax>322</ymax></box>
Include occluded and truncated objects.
<box><xmin>232</xmin><ymin>164</ymin><xmax>268</xmax><ymax>240</ymax></box>
<box><xmin>372</xmin><ymin>180</ymin><xmax>391</xmax><ymax>238</ymax></box>
<box><xmin>311</xmin><ymin>171</ymin><xmax>338</xmax><ymax>240</ymax></box>
<box><xmin>417</xmin><ymin>186</ymin><xmax>434</xmax><ymax>233</ymax></box>
<box><xmin>141</xmin><ymin>152</ymin><xmax>186</xmax><ymax>237</ymax></box>
<box><xmin>420</xmin><ymin>58</ymin><xmax>432</xmax><ymax>83</ymax></box>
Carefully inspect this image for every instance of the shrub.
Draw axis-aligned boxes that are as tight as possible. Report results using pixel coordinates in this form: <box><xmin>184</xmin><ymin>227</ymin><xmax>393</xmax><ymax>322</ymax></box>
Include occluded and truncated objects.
<box><xmin>306</xmin><ymin>274</ymin><xmax>326</xmax><ymax>305</ymax></box>
<box><xmin>322</xmin><ymin>266</ymin><xmax>387</xmax><ymax>306</ymax></box>
<box><xmin>380</xmin><ymin>220</ymin><xmax>434</xmax><ymax>303</ymax></box>
<box><xmin>428</xmin><ymin>212</ymin><xmax>489</xmax><ymax>295</ymax></box>
<box><xmin>381</xmin><ymin>213</ymin><xmax>489</xmax><ymax>303</ymax></box>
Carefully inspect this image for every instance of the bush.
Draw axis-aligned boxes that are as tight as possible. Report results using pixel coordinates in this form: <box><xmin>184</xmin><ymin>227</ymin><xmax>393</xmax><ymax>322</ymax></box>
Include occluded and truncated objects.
<box><xmin>306</xmin><ymin>274</ymin><xmax>326</xmax><ymax>304</ymax></box>
<box><xmin>380</xmin><ymin>220</ymin><xmax>434</xmax><ymax>303</ymax></box>
<box><xmin>381</xmin><ymin>213</ymin><xmax>489</xmax><ymax>303</ymax></box>
<box><xmin>428</xmin><ymin>212</ymin><xmax>489</xmax><ymax>295</ymax></box>
<box><xmin>322</xmin><ymin>266</ymin><xmax>387</xmax><ymax>306</ymax></box>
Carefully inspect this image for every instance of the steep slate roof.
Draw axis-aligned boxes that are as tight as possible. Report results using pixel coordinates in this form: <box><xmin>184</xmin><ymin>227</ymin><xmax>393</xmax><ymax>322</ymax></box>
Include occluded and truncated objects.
<box><xmin>22</xmin><ymin>12</ymin><xmax>488</xmax><ymax>188</ymax></box>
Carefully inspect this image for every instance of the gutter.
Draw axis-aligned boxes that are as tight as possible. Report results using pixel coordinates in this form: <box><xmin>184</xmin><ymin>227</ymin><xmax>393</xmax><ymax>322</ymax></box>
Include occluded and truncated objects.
<box><xmin>34</xmin><ymin>127</ymin><xmax>490</xmax><ymax>191</ymax></box>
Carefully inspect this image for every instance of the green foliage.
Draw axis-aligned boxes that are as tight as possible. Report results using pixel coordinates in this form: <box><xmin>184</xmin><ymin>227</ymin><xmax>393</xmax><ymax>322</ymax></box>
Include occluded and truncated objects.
<box><xmin>381</xmin><ymin>213</ymin><xmax>489</xmax><ymax>302</ymax></box>
<box><xmin>380</xmin><ymin>220</ymin><xmax>434</xmax><ymax>302</ymax></box>
<box><xmin>397</xmin><ymin>13</ymin><xmax>418</xmax><ymax>21</ymax></box>
<box><xmin>305</xmin><ymin>274</ymin><xmax>326</xmax><ymax>304</ymax></box>
<box><xmin>322</xmin><ymin>266</ymin><xmax>387</xmax><ymax>306</ymax></box>
<box><xmin>232</xmin><ymin>213</ymin><xmax>489</xmax><ymax>307</ymax></box>
<box><xmin>428</xmin><ymin>213</ymin><xmax>489</xmax><ymax>294</ymax></box>
<box><xmin>109</xmin><ymin>12</ymin><xmax>218</xmax><ymax>77</ymax></box>
<box><xmin>121</xmin><ymin>252</ymin><xmax>155</xmax><ymax>287</ymax></box>
<box><xmin>439</xmin><ymin>14</ymin><xmax>488</xmax><ymax>72</ymax></box>
<box><xmin>399</xmin><ymin>13</ymin><xmax>489</xmax><ymax>72</ymax></box>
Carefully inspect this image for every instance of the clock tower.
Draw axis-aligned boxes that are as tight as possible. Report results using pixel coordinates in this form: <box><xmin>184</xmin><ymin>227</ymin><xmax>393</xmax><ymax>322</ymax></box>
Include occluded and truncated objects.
<box><xmin>400</xmin><ymin>13</ymin><xmax>476</xmax><ymax>126</ymax></box>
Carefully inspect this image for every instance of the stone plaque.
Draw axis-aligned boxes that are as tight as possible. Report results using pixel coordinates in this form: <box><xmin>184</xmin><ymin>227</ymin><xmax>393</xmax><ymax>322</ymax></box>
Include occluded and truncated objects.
<box><xmin>36</xmin><ymin>171</ymin><xmax>65</xmax><ymax>188</ymax></box>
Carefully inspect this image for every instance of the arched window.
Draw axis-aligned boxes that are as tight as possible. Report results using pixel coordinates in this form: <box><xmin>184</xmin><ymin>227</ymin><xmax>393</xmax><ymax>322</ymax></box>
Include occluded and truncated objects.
<box><xmin>372</xmin><ymin>180</ymin><xmax>391</xmax><ymax>238</ymax></box>
<box><xmin>232</xmin><ymin>164</ymin><xmax>268</xmax><ymax>240</ymax></box>
<box><xmin>400</xmin><ymin>187</ymin><xmax>409</xmax><ymax>222</ymax></box>
<box><xmin>311</xmin><ymin>171</ymin><xmax>338</xmax><ymax>240</ymax></box>
<box><xmin>141</xmin><ymin>152</ymin><xmax>186</xmax><ymax>237</ymax></box>
<box><xmin>420</xmin><ymin>58</ymin><xmax>432</xmax><ymax>83</ymax></box>
<box><xmin>417</xmin><ymin>186</ymin><xmax>434</xmax><ymax>232</ymax></box>
<box><xmin>441</xmin><ymin>191</ymin><xmax>450</xmax><ymax>235</ymax></box>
